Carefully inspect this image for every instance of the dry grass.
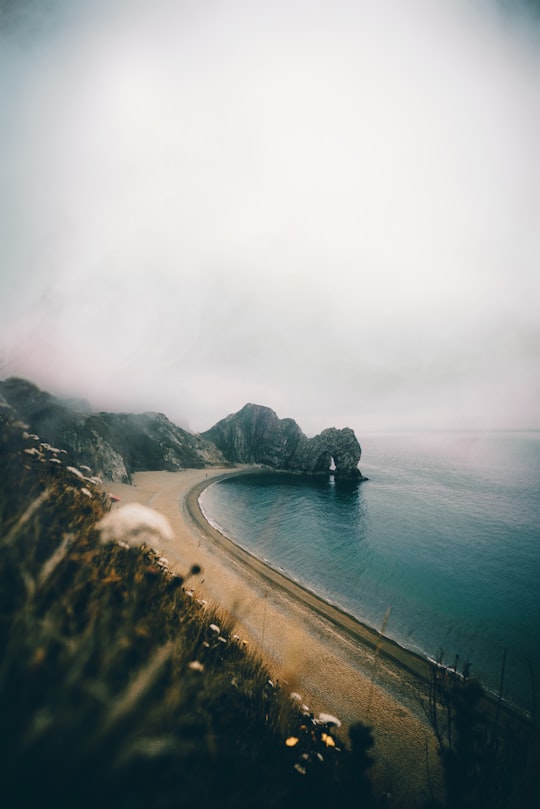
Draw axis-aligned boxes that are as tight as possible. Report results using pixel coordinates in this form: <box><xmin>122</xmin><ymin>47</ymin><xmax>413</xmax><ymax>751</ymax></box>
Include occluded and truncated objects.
<box><xmin>0</xmin><ymin>416</ymin><xmax>377</xmax><ymax>809</ymax></box>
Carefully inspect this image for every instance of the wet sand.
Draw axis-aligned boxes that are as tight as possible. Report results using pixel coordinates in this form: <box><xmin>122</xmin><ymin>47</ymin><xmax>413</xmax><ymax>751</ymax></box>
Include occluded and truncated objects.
<box><xmin>103</xmin><ymin>467</ymin><xmax>444</xmax><ymax>805</ymax></box>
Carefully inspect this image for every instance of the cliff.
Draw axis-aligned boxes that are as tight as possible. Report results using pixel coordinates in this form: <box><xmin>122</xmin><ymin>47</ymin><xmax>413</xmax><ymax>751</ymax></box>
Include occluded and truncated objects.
<box><xmin>0</xmin><ymin>378</ymin><xmax>226</xmax><ymax>483</ymax></box>
<box><xmin>0</xmin><ymin>380</ymin><xmax>364</xmax><ymax>482</ymax></box>
<box><xmin>203</xmin><ymin>403</ymin><xmax>364</xmax><ymax>479</ymax></box>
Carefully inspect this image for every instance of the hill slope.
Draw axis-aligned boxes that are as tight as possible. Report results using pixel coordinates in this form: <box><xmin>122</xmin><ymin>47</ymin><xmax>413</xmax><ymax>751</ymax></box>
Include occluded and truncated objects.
<box><xmin>0</xmin><ymin>378</ymin><xmax>226</xmax><ymax>483</ymax></box>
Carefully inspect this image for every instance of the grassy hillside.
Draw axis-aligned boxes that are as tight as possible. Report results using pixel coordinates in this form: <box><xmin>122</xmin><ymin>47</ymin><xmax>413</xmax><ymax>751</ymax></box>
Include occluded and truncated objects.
<box><xmin>0</xmin><ymin>415</ymin><xmax>375</xmax><ymax>809</ymax></box>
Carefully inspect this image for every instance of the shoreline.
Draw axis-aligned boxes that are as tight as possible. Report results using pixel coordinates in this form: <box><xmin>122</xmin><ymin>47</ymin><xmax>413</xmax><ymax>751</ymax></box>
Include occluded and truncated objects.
<box><xmin>188</xmin><ymin>470</ymin><xmax>436</xmax><ymax>689</ymax></box>
<box><xmin>103</xmin><ymin>466</ymin><xmax>445</xmax><ymax>804</ymax></box>
<box><xmin>194</xmin><ymin>472</ymin><xmax>531</xmax><ymax>723</ymax></box>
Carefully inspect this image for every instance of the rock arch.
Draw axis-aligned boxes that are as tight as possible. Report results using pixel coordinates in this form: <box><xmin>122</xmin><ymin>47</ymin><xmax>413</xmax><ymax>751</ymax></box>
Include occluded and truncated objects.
<box><xmin>203</xmin><ymin>404</ymin><xmax>365</xmax><ymax>480</ymax></box>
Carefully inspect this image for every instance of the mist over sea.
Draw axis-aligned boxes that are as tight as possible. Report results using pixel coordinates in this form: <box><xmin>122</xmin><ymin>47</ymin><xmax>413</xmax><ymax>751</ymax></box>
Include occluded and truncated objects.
<box><xmin>200</xmin><ymin>432</ymin><xmax>540</xmax><ymax>713</ymax></box>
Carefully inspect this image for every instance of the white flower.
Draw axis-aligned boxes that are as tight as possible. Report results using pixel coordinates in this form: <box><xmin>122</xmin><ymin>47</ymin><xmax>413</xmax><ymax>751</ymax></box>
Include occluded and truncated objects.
<box><xmin>40</xmin><ymin>443</ymin><xmax>61</xmax><ymax>454</ymax></box>
<box><xmin>318</xmin><ymin>713</ymin><xmax>342</xmax><ymax>728</ymax></box>
<box><xmin>80</xmin><ymin>487</ymin><xmax>92</xmax><ymax>498</ymax></box>
<box><xmin>188</xmin><ymin>661</ymin><xmax>204</xmax><ymax>672</ymax></box>
<box><xmin>96</xmin><ymin>503</ymin><xmax>175</xmax><ymax>548</ymax></box>
<box><xmin>209</xmin><ymin>623</ymin><xmax>220</xmax><ymax>634</ymax></box>
<box><xmin>290</xmin><ymin>692</ymin><xmax>302</xmax><ymax>702</ymax></box>
<box><xmin>66</xmin><ymin>466</ymin><xmax>85</xmax><ymax>480</ymax></box>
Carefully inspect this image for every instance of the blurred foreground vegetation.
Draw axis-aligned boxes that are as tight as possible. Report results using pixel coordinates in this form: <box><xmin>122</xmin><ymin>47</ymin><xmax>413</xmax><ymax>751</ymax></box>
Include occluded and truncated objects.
<box><xmin>0</xmin><ymin>414</ymin><xmax>538</xmax><ymax>808</ymax></box>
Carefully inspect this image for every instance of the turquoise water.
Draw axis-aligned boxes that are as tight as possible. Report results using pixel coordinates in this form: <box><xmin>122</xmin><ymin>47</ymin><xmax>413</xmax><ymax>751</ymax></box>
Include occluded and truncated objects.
<box><xmin>199</xmin><ymin>432</ymin><xmax>540</xmax><ymax>713</ymax></box>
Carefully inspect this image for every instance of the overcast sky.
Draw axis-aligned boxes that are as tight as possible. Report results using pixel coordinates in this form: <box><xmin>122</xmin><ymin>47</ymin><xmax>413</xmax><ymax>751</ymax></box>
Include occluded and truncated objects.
<box><xmin>1</xmin><ymin>0</ymin><xmax>539</xmax><ymax>435</ymax></box>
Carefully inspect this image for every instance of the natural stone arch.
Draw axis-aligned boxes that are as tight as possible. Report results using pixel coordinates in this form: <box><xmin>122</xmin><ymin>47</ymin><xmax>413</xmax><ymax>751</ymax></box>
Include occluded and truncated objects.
<box><xmin>305</xmin><ymin>427</ymin><xmax>362</xmax><ymax>479</ymax></box>
<box><xmin>312</xmin><ymin>450</ymin><xmax>334</xmax><ymax>474</ymax></box>
<box><xmin>203</xmin><ymin>404</ymin><xmax>365</xmax><ymax>480</ymax></box>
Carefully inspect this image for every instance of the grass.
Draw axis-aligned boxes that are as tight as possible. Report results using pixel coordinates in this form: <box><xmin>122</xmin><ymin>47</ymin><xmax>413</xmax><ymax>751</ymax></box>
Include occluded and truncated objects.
<box><xmin>0</xmin><ymin>415</ymin><xmax>376</xmax><ymax>809</ymax></box>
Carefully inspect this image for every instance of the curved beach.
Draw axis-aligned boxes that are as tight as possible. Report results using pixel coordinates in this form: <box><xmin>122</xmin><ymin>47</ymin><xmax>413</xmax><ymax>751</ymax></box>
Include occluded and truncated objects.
<box><xmin>104</xmin><ymin>467</ymin><xmax>444</xmax><ymax>805</ymax></box>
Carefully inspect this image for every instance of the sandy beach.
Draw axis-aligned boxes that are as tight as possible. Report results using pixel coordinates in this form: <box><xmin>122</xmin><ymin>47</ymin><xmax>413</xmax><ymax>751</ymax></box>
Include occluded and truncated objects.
<box><xmin>103</xmin><ymin>467</ymin><xmax>444</xmax><ymax>805</ymax></box>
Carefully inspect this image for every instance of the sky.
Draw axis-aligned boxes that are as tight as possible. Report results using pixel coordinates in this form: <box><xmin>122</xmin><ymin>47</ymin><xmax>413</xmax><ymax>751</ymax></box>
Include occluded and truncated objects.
<box><xmin>1</xmin><ymin>0</ymin><xmax>539</xmax><ymax>435</ymax></box>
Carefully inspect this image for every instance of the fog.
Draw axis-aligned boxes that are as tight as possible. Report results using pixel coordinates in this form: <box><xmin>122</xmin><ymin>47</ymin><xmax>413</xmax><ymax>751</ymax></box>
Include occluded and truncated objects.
<box><xmin>1</xmin><ymin>0</ymin><xmax>539</xmax><ymax>435</ymax></box>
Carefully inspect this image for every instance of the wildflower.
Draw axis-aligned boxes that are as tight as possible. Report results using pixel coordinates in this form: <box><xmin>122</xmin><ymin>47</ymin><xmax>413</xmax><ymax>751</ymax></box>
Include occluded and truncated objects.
<box><xmin>294</xmin><ymin>763</ymin><xmax>306</xmax><ymax>776</ymax></box>
<box><xmin>188</xmin><ymin>661</ymin><xmax>204</xmax><ymax>672</ymax></box>
<box><xmin>80</xmin><ymin>464</ymin><xmax>92</xmax><ymax>473</ymax></box>
<box><xmin>209</xmin><ymin>623</ymin><xmax>220</xmax><ymax>634</ymax></box>
<box><xmin>218</xmin><ymin>636</ymin><xmax>227</xmax><ymax>644</ymax></box>
<box><xmin>23</xmin><ymin>447</ymin><xmax>42</xmax><ymax>457</ymax></box>
<box><xmin>321</xmin><ymin>733</ymin><xmax>336</xmax><ymax>747</ymax></box>
<box><xmin>80</xmin><ymin>487</ymin><xmax>92</xmax><ymax>498</ymax></box>
<box><xmin>285</xmin><ymin>737</ymin><xmax>299</xmax><ymax>747</ymax></box>
<box><xmin>41</xmin><ymin>443</ymin><xmax>60</xmax><ymax>454</ymax></box>
<box><xmin>66</xmin><ymin>466</ymin><xmax>85</xmax><ymax>479</ymax></box>
<box><xmin>96</xmin><ymin>503</ymin><xmax>175</xmax><ymax>548</ymax></box>
<box><xmin>49</xmin><ymin>458</ymin><xmax>62</xmax><ymax>464</ymax></box>
<box><xmin>318</xmin><ymin>712</ymin><xmax>342</xmax><ymax>728</ymax></box>
<box><xmin>290</xmin><ymin>692</ymin><xmax>302</xmax><ymax>702</ymax></box>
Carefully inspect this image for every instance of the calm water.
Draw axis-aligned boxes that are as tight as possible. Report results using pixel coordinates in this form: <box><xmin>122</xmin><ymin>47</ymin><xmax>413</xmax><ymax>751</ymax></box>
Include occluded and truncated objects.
<box><xmin>200</xmin><ymin>432</ymin><xmax>540</xmax><ymax>713</ymax></box>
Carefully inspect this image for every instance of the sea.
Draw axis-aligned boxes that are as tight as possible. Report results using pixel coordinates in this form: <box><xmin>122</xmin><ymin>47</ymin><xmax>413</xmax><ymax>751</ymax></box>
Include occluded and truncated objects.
<box><xmin>199</xmin><ymin>431</ymin><xmax>540</xmax><ymax>714</ymax></box>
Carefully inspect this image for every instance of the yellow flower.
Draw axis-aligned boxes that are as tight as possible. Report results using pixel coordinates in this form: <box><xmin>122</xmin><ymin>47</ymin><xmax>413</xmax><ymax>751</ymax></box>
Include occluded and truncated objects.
<box><xmin>285</xmin><ymin>737</ymin><xmax>299</xmax><ymax>747</ymax></box>
<box><xmin>321</xmin><ymin>733</ymin><xmax>335</xmax><ymax>747</ymax></box>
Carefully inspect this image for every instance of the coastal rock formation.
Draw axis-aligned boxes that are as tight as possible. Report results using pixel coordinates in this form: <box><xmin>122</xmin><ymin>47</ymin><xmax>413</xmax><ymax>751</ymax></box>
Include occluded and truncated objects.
<box><xmin>203</xmin><ymin>404</ymin><xmax>364</xmax><ymax>479</ymax></box>
<box><xmin>0</xmin><ymin>379</ymin><xmax>364</xmax><ymax>482</ymax></box>
<box><xmin>0</xmin><ymin>378</ymin><xmax>226</xmax><ymax>483</ymax></box>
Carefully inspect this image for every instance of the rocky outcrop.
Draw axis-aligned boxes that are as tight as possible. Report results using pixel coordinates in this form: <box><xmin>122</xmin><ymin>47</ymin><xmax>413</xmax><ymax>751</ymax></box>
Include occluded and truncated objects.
<box><xmin>0</xmin><ymin>380</ymin><xmax>364</xmax><ymax>482</ymax></box>
<box><xmin>203</xmin><ymin>404</ymin><xmax>364</xmax><ymax>479</ymax></box>
<box><xmin>0</xmin><ymin>378</ymin><xmax>226</xmax><ymax>483</ymax></box>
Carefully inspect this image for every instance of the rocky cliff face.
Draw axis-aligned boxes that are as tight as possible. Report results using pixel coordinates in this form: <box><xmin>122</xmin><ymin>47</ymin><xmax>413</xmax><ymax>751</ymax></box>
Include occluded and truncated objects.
<box><xmin>0</xmin><ymin>380</ymin><xmax>364</xmax><ymax>482</ymax></box>
<box><xmin>203</xmin><ymin>404</ymin><xmax>364</xmax><ymax>479</ymax></box>
<box><xmin>0</xmin><ymin>378</ymin><xmax>226</xmax><ymax>483</ymax></box>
